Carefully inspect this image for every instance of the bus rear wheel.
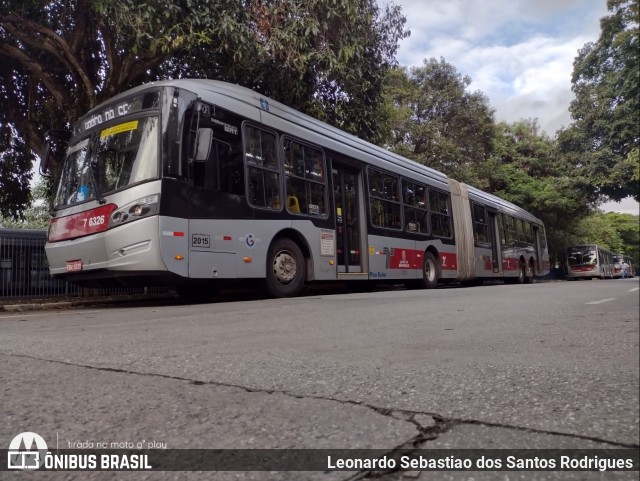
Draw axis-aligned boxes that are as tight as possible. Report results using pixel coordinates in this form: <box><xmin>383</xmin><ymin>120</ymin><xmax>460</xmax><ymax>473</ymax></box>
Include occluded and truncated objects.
<box><xmin>422</xmin><ymin>252</ymin><xmax>440</xmax><ymax>289</ymax></box>
<box><xmin>517</xmin><ymin>263</ymin><xmax>526</xmax><ymax>284</ymax></box>
<box><xmin>266</xmin><ymin>238</ymin><xmax>306</xmax><ymax>298</ymax></box>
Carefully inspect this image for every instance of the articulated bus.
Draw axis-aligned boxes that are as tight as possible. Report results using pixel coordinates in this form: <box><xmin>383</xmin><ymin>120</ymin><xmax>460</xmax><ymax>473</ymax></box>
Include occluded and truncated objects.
<box><xmin>43</xmin><ymin>80</ymin><xmax>550</xmax><ymax>299</ymax></box>
<box><xmin>566</xmin><ymin>244</ymin><xmax>615</xmax><ymax>280</ymax></box>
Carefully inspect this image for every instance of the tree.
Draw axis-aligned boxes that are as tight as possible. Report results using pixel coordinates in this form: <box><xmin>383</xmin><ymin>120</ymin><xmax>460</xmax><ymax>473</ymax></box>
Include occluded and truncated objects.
<box><xmin>382</xmin><ymin>58</ymin><xmax>495</xmax><ymax>185</ymax></box>
<box><xmin>0</xmin><ymin>123</ymin><xmax>32</xmax><ymax>219</ymax></box>
<box><xmin>604</xmin><ymin>211</ymin><xmax>640</xmax><ymax>266</ymax></box>
<box><xmin>558</xmin><ymin>0</ymin><xmax>639</xmax><ymax>202</ymax></box>
<box><xmin>0</xmin><ymin>0</ymin><xmax>408</xmax><ymax>213</ymax></box>
<box><xmin>557</xmin><ymin>211</ymin><xmax>640</xmax><ymax>269</ymax></box>
<box><xmin>565</xmin><ymin>212</ymin><xmax>624</xmax><ymax>255</ymax></box>
<box><xmin>485</xmin><ymin>120</ymin><xmax>593</xmax><ymax>261</ymax></box>
<box><xmin>0</xmin><ymin>178</ymin><xmax>49</xmax><ymax>228</ymax></box>
<box><xmin>162</xmin><ymin>0</ymin><xmax>408</xmax><ymax>144</ymax></box>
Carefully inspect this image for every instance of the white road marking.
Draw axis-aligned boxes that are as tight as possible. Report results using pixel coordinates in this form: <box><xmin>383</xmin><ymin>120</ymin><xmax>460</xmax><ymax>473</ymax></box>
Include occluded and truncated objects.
<box><xmin>586</xmin><ymin>298</ymin><xmax>618</xmax><ymax>305</ymax></box>
<box><xmin>628</xmin><ymin>287</ymin><xmax>639</xmax><ymax>292</ymax></box>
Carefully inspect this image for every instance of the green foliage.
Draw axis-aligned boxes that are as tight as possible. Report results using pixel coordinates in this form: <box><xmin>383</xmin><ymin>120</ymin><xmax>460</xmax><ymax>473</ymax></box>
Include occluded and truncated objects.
<box><xmin>0</xmin><ymin>178</ymin><xmax>48</xmax><ymax>228</ymax></box>
<box><xmin>0</xmin><ymin>0</ymin><xmax>408</xmax><ymax>215</ymax></box>
<box><xmin>569</xmin><ymin>212</ymin><xmax>624</xmax><ymax>253</ymax></box>
<box><xmin>603</xmin><ymin>211</ymin><xmax>640</xmax><ymax>266</ymax></box>
<box><xmin>0</xmin><ymin>123</ymin><xmax>32</xmax><ymax>219</ymax></box>
<box><xmin>382</xmin><ymin>59</ymin><xmax>495</xmax><ymax>185</ymax></box>
<box><xmin>485</xmin><ymin>120</ymin><xmax>593</xmax><ymax>261</ymax></box>
<box><xmin>559</xmin><ymin>0</ymin><xmax>639</xmax><ymax>202</ymax></box>
<box><xmin>162</xmin><ymin>0</ymin><xmax>408</xmax><ymax>143</ymax></box>
<box><xmin>557</xmin><ymin>211</ymin><xmax>638</xmax><ymax>268</ymax></box>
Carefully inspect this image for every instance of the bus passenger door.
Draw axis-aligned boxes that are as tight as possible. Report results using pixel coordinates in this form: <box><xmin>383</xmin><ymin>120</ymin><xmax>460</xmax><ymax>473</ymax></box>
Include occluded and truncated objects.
<box><xmin>488</xmin><ymin>211</ymin><xmax>501</xmax><ymax>273</ymax></box>
<box><xmin>332</xmin><ymin>164</ymin><xmax>365</xmax><ymax>274</ymax></box>
<box><xmin>532</xmin><ymin>225</ymin><xmax>543</xmax><ymax>274</ymax></box>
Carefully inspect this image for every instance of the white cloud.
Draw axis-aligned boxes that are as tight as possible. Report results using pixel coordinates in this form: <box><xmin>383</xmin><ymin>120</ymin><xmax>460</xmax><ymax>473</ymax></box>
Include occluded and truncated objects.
<box><xmin>383</xmin><ymin>0</ymin><xmax>637</xmax><ymax>214</ymax></box>
<box><xmin>600</xmin><ymin>198</ymin><xmax>640</xmax><ymax>216</ymax></box>
<box><xmin>387</xmin><ymin>0</ymin><xmax>610</xmax><ymax>135</ymax></box>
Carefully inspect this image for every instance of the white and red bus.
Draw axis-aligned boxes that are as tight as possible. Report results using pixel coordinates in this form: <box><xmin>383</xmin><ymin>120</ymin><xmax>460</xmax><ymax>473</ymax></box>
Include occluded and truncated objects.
<box><xmin>613</xmin><ymin>254</ymin><xmax>635</xmax><ymax>278</ymax></box>
<box><xmin>566</xmin><ymin>244</ymin><xmax>615</xmax><ymax>280</ymax></box>
<box><xmin>42</xmin><ymin>80</ymin><xmax>550</xmax><ymax>298</ymax></box>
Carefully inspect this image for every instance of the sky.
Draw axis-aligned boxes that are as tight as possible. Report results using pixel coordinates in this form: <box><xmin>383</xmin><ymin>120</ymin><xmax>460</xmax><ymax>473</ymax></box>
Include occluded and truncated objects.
<box><xmin>386</xmin><ymin>0</ymin><xmax>639</xmax><ymax>215</ymax></box>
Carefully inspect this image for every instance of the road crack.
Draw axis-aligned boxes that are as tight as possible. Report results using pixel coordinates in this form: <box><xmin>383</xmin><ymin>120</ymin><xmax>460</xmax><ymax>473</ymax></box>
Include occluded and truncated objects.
<box><xmin>4</xmin><ymin>351</ymin><xmax>638</xmax><ymax>471</ymax></box>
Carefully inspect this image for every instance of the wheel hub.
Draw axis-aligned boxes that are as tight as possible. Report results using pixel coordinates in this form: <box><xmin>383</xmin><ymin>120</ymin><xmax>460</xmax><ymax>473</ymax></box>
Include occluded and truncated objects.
<box><xmin>273</xmin><ymin>251</ymin><xmax>297</xmax><ymax>284</ymax></box>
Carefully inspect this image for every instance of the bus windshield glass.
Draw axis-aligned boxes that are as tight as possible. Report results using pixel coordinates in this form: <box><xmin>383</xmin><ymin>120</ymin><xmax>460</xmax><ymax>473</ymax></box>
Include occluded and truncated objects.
<box><xmin>54</xmin><ymin>116</ymin><xmax>159</xmax><ymax>208</ymax></box>
<box><xmin>567</xmin><ymin>247</ymin><xmax>597</xmax><ymax>266</ymax></box>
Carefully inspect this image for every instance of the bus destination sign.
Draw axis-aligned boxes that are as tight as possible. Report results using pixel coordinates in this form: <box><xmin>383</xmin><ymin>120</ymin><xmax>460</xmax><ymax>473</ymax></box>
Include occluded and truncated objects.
<box><xmin>74</xmin><ymin>91</ymin><xmax>160</xmax><ymax>136</ymax></box>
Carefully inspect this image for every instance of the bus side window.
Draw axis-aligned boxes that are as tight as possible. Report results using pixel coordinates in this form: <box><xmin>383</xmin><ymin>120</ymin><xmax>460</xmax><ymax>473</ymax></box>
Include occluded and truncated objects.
<box><xmin>368</xmin><ymin>168</ymin><xmax>401</xmax><ymax>230</ymax></box>
<box><xmin>428</xmin><ymin>189</ymin><xmax>452</xmax><ymax>238</ymax></box>
<box><xmin>189</xmin><ymin>104</ymin><xmax>245</xmax><ymax>196</ymax></box>
<box><xmin>402</xmin><ymin>180</ymin><xmax>427</xmax><ymax>235</ymax></box>
<box><xmin>283</xmin><ymin>138</ymin><xmax>327</xmax><ymax>216</ymax></box>
<box><xmin>502</xmin><ymin>214</ymin><xmax>516</xmax><ymax>247</ymax></box>
<box><xmin>524</xmin><ymin>221</ymin><xmax>533</xmax><ymax>245</ymax></box>
<box><xmin>217</xmin><ymin>142</ymin><xmax>244</xmax><ymax>196</ymax></box>
<box><xmin>516</xmin><ymin>218</ymin><xmax>525</xmax><ymax>244</ymax></box>
<box><xmin>472</xmin><ymin>202</ymin><xmax>489</xmax><ymax>244</ymax></box>
<box><xmin>243</xmin><ymin>125</ymin><xmax>280</xmax><ymax>209</ymax></box>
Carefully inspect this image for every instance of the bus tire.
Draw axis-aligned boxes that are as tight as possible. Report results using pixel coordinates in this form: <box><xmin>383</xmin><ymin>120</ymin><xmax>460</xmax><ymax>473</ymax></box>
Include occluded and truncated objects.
<box><xmin>517</xmin><ymin>263</ymin><xmax>526</xmax><ymax>284</ymax></box>
<box><xmin>266</xmin><ymin>238</ymin><xmax>305</xmax><ymax>298</ymax></box>
<box><xmin>422</xmin><ymin>252</ymin><xmax>440</xmax><ymax>289</ymax></box>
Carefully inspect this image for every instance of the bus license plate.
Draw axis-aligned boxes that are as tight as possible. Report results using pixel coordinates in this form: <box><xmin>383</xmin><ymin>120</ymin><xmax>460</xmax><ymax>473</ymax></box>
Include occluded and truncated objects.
<box><xmin>66</xmin><ymin>260</ymin><xmax>83</xmax><ymax>272</ymax></box>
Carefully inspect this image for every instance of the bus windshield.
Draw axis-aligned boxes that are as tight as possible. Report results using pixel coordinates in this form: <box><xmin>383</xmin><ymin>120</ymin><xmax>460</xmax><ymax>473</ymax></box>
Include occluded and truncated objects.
<box><xmin>567</xmin><ymin>247</ymin><xmax>597</xmax><ymax>266</ymax></box>
<box><xmin>54</xmin><ymin>116</ymin><xmax>159</xmax><ymax>208</ymax></box>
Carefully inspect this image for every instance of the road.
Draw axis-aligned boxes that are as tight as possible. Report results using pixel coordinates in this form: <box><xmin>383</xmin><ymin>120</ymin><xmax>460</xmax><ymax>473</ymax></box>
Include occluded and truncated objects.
<box><xmin>1</xmin><ymin>278</ymin><xmax>638</xmax><ymax>480</ymax></box>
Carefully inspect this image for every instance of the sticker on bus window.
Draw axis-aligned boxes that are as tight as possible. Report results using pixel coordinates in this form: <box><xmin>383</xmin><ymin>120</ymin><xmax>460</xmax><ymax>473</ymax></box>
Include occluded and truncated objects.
<box><xmin>100</xmin><ymin>120</ymin><xmax>139</xmax><ymax>139</ymax></box>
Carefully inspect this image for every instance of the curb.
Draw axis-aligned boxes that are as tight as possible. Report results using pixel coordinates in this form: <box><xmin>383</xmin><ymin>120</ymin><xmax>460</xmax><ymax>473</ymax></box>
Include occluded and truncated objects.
<box><xmin>2</xmin><ymin>301</ymin><xmax>74</xmax><ymax>312</ymax></box>
<box><xmin>0</xmin><ymin>294</ymin><xmax>174</xmax><ymax>313</ymax></box>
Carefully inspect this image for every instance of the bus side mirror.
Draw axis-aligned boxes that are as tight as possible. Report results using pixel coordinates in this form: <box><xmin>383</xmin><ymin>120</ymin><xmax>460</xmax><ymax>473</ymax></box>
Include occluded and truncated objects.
<box><xmin>194</xmin><ymin>128</ymin><xmax>213</xmax><ymax>162</ymax></box>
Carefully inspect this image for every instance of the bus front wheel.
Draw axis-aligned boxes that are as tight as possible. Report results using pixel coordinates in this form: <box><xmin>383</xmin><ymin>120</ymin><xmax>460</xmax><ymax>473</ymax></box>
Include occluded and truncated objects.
<box><xmin>266</xmin><ymin>238</ymin><xmax>306</xmax><ymax>298</ymax></box>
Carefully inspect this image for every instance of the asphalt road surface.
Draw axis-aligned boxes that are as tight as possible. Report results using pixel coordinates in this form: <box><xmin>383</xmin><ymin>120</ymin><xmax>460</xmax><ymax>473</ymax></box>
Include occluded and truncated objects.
<box><xmin>1</xmin><ymin>278</ymin><xmax>639</xmax><ymax>481</ymax></box>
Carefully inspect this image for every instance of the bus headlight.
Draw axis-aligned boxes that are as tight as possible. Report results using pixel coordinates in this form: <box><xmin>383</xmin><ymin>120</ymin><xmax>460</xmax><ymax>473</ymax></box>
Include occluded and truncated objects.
<box><xmin>109</xmin><ymin>195</ymin><xmax>159</xmax><ymax>228</ymax></box>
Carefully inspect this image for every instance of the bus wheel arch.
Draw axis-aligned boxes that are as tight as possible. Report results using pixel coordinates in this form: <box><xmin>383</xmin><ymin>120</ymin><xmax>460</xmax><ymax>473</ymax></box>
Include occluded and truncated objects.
<box><xmin>265</xmin><ymin>231</ymin><xmax>309</xmax><ymax>298</ymax></box>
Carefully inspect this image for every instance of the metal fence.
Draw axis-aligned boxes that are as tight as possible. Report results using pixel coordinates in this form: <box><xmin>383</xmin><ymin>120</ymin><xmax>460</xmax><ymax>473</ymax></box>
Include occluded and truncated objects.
<box><xmin>0</xmin><ymin>228</ymin><xmax>167</xmax><ymax>299</ymax></box>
